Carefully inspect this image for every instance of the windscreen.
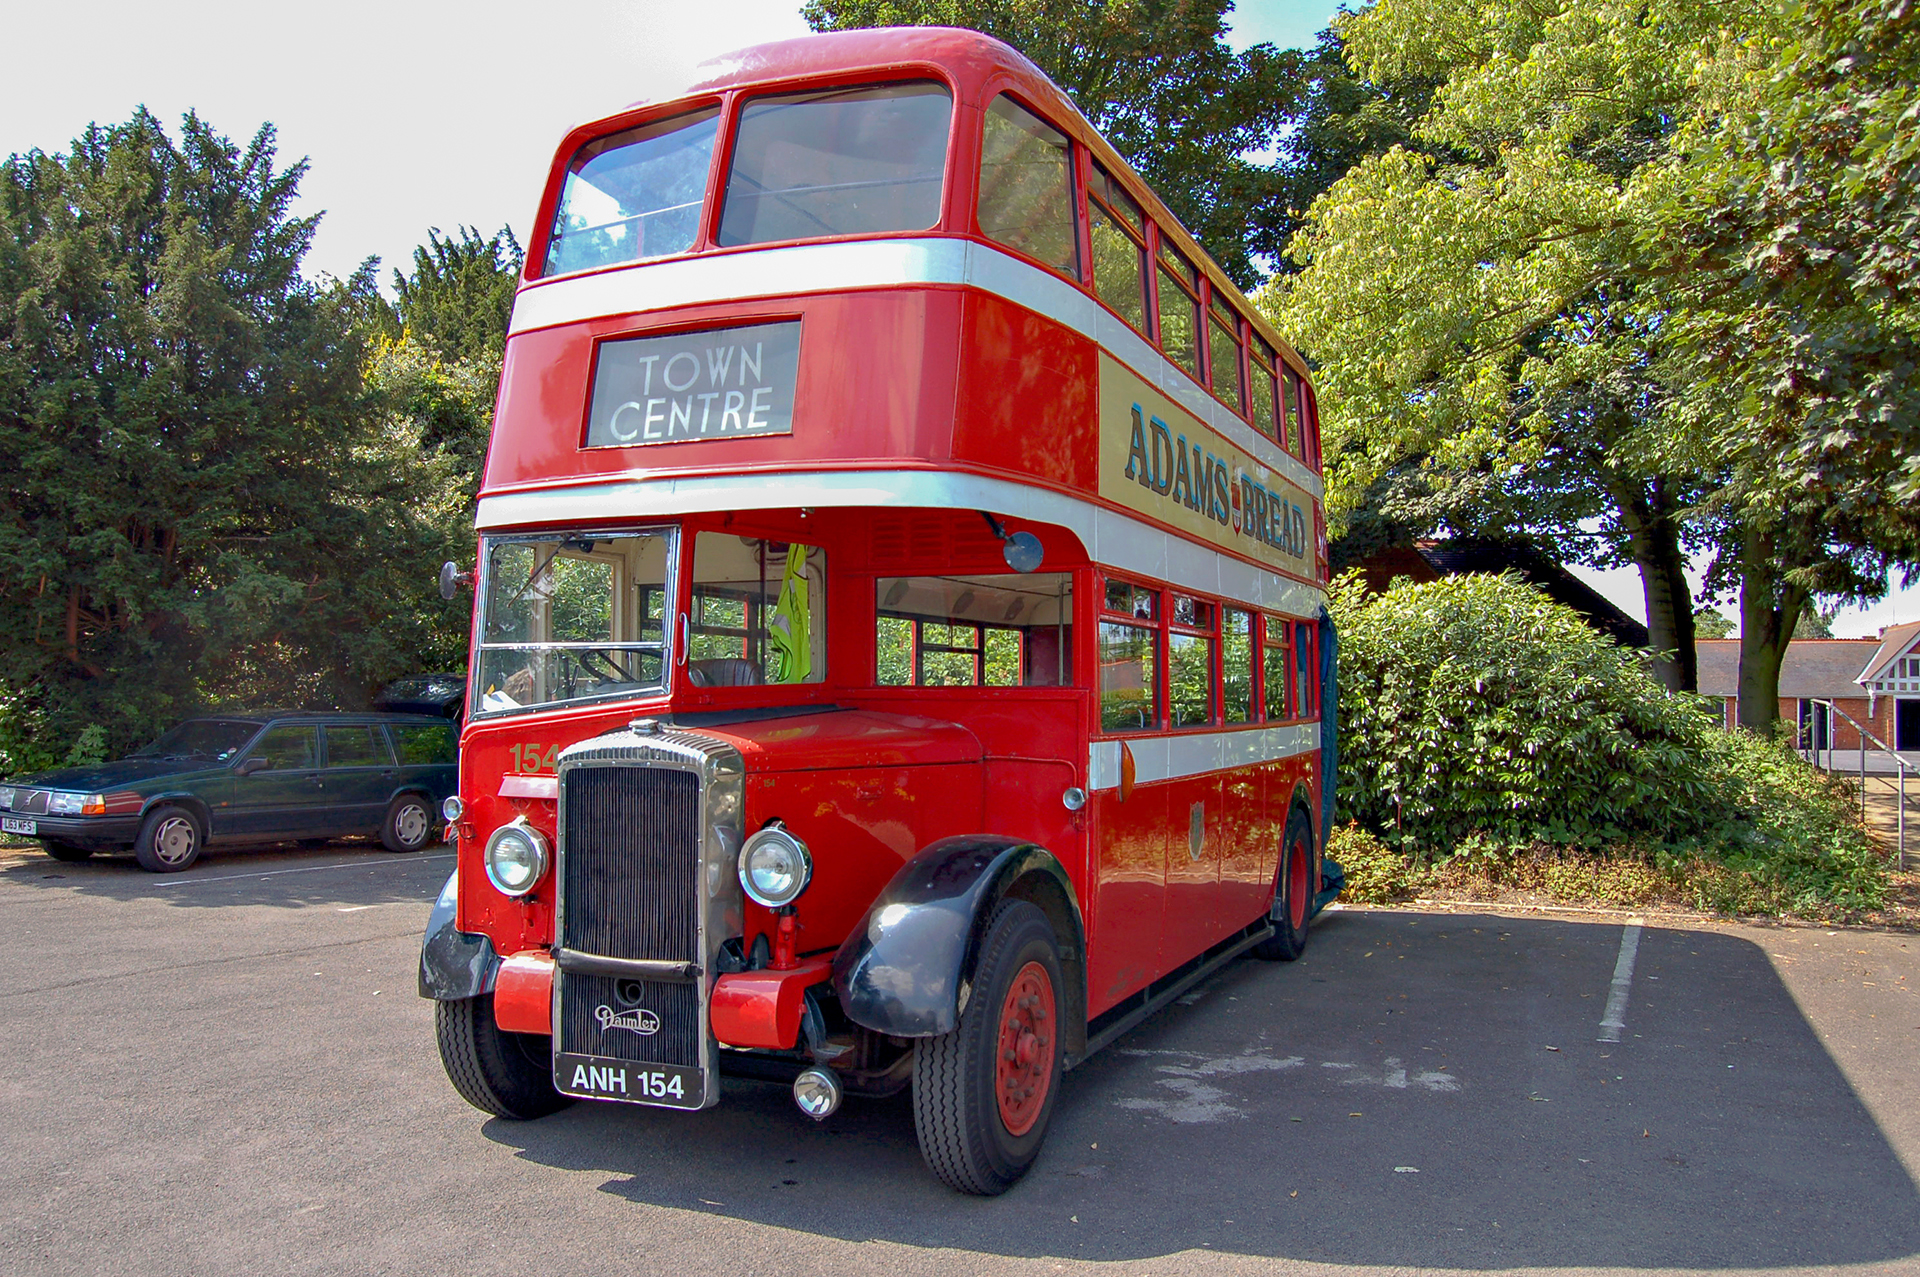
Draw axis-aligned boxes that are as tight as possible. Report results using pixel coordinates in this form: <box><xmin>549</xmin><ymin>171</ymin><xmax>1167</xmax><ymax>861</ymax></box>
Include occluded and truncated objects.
<box><xmin>472</xmin><ymin>530</ymin><xmax>674</xmax><ymax>717</ymax></box>
<box><xmin>132</xmin><ymin>720</ymin><xmax>260</xmax><ymax>763</ymax></box>
<box><xmin>718</xmin><ymin>82</ymin><xmax>951</xmax><ymax>246</ymax></box>
<box><xmin>544</xmin><ymin>109</ymin><xmax>720</xmax><ymax>277</ymax></box>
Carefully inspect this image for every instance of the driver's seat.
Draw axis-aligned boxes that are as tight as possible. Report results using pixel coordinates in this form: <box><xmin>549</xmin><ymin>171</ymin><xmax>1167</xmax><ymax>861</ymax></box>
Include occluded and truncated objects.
<box><xmin>688</xmin><ymin>658</ymin><xmax>765</xmax><ymax>688</ymax></box>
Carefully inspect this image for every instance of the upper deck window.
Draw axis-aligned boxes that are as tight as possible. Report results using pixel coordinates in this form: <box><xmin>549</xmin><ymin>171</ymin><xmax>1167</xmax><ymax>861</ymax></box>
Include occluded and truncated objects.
<box><xmin>1087</xmin><ymin>164</ymin><xmax>1147</xmax><ymax>332</ymax></box>
<box><xmin>1157</xmin><ymin>241</ymin><xmax>1200</xmax><ymax>379</ymax></box>
<box><xmin>977</xmin><ymin>95</ymin><xmax>1076</xmax><ymax>274</ymax></box>
<box><xmin>718</xmin><ymin>82</ymin><xmax>952</xmax><ymax>247</ymax></box>
<box><xmin>544</xmin><ymin>109</ymin><xmax>720</xmax><ymax>277</ymax></box>
<box><xmin>1207</xmin><ymin>293</ymin><xmax>1245</xmax><ymax>414</ymax></box>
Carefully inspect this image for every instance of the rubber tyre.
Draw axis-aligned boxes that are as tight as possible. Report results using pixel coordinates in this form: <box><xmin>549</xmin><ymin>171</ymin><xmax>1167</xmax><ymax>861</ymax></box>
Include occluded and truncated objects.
<box><xmin>434</xmin><ymin>993</ymin><xmax>572</xmax><ymax>1120</ymax></box>
<box><xmin>912</xmin><ymin>899</ymin><xmax>1065</xmax><ymax>1195</ymax></box>
<box><xmin>41</xmin><ymin>840</ymin><xmax>95</xmax><ymax>862</ymax></box>
<box><xmin>380</xmin><ymin>793</ymin><xmax>435</xmax><ymax>853</ymax></box>
<box><xmin>1251</xmin><ymin>806</ymin><xmax>1314</xmax><ymax>962</ymax></box>
<box><xmin>133</xmin><ymin>805</ymin><xmax>204</xmax><ymax>874</ymax></box>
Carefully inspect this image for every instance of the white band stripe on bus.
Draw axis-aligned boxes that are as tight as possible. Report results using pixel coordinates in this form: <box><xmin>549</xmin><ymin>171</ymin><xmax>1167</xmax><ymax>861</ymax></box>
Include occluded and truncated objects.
<box><xmin>474</xmin><ymin>468</ymin><xmax>1327</xmax><ymax>620</ymax></box>
<box><xmin>1088</xmin><ymin>723</ymin><xmax>1321</xmax><ymax>791</ymax></box>
<box><xmin>506</xmin><ymin>237</ymin><xmax>1323</xmax><ymax>501</ymax></box>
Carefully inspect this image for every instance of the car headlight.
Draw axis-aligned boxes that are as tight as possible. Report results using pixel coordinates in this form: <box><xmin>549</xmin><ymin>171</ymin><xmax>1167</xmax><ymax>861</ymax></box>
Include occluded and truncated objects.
<box><xmin>483</xmin><ymin>819</ymin><xmax>549</xmax><ymax>897</ymax></box>
<box><xmin>47</xmin><ymin>792</ymin><xmax>84</xmax><ymax>815</ymax></box>
<box><xmin>738</xmin><ymin>822</ymin><xmax>812</xmax><ymax>908</ymax></box>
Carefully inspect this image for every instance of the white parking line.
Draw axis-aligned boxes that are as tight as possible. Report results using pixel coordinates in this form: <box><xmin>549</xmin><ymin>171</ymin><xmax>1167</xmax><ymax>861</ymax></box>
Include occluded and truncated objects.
<box><xmin>147</xmin><ymin>853</ymin><xmax>453</xmax><ymax>887</ymax></box>
<box><xmin>1598</xmin><ymin>921</ymin><xmax>1644</xmax><ymax>1043</ymax></box>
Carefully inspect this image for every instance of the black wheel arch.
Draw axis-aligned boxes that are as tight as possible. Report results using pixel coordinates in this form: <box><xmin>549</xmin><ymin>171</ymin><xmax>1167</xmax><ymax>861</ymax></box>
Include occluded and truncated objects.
<box><xmin>832</xmin><ymin>835</ymin><xmax>1088</xmax><ymax>1063</ymax></box>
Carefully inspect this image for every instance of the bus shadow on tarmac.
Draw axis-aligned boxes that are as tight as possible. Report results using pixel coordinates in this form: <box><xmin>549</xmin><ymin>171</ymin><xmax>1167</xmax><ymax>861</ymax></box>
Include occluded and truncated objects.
<box><xmin>487</xmin><ymin>910</ymin><xmax>1920</xmax><ymax>1268</ymax></box>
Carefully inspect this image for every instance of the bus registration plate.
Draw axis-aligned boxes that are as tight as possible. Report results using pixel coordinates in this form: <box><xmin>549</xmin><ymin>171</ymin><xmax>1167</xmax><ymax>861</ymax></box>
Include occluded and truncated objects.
<box><xmin>554</xmin><ymin>1051</ymin><xmax>705</xmax><ymax>1109</ymax></box>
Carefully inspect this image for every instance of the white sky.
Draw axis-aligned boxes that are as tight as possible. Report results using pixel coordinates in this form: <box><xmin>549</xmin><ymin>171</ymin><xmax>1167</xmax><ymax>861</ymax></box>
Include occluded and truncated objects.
<box><xmin>6</xmin><ymin>1</ymin><xmax>1908</xmax><ymax>636</ymax></box>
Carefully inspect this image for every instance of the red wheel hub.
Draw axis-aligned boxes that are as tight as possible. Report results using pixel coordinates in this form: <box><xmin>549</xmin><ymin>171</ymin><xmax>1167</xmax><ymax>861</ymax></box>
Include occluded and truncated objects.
<box><xmin>994</xmin><ymin>961</ymin><xmax>1056</xmax><ymax>1136</ymax></box>
<box><xmin>1289</xmin><ymin>833</ymin><xmax>1311</xmax><ymax>930</ymax></box>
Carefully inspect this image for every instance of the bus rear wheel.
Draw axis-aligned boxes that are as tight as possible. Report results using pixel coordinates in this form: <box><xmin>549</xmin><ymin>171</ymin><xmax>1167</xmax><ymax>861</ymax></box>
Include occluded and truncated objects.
<box><xmin>434</xmin><ymin>993</ymin><xmax>572</xmax><ymax>1120</ymax></box>
<box><xmin>912</xmin><ymin>899</ymin><xmax>1064</xmax><ymax>1195</ymax></box>
<box><xmin>1252</xmin><ymin>807</ymin><xmax>1315</xmax><ymax>961</ymax></box>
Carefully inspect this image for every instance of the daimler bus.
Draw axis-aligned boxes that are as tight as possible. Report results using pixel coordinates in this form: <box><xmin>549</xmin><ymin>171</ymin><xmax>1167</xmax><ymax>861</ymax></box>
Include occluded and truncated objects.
<box><xmin>419</xmin><ymin>26</ymin><xmax>1337</xmax><ymax>1195</ymax></box>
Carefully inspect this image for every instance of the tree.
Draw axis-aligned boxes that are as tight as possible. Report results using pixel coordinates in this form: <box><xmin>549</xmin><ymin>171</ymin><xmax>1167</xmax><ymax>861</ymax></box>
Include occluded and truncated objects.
<box><xmin>1265</xmin><ymin>0</ymin><xmax>1732</xmax><ymax>692</ymax></box>
<box><xmin>0</xmin><ymin>112</ymin><xmax>467</xmax><ymax>767</ymax></box>
<box><xmin>802</xmin><ymin>0</ymin><xmax>1308</xmax><ymax>285</ymax></box>
<box><xmin>370</xmin><ymin>225</ymin><xmax>523</xmax><ymax>366</ymax></box>
<box><xmin>1639</xmin><ymin>0</ymin><xmax>1920</xmax><ymax>729</ymax></box>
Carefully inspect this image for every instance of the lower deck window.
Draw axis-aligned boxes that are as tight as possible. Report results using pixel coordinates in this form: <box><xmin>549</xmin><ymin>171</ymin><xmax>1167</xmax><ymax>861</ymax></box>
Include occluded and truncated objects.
<box><xmin>876</xmin><ymin>574</ymin><xmax>1073</xmax><ymax>688</ymax></box>
<box><xmin>689</xmin><ymin>534</ymin><xmax>826</xmax><ymax>686</ymax></box>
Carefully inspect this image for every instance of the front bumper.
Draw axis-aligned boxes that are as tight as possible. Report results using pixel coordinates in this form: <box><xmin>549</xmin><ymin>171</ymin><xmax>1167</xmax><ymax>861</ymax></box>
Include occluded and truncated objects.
<box><xmin>10</xmin><ymin>815</ymin><xmax>142</xmax><ymax>849</ymax></box>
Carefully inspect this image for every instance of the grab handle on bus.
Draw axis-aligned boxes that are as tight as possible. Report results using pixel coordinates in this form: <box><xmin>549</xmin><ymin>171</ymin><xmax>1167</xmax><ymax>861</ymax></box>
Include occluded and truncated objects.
<box><xmin>676</xmin><ymin>612</ymin><xmax>689</xmax><ymax>666</ymax></box>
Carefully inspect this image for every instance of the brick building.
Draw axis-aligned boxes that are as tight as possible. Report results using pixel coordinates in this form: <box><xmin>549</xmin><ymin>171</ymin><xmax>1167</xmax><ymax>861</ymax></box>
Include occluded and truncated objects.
<box><xmin>1697</xmin><ymin>635</ymin><xmax>1916</xmax><ymax>755</ymax></box>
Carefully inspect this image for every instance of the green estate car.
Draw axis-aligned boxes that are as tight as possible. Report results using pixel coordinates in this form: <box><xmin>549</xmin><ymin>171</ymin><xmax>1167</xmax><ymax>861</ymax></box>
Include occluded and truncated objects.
<box><xmin>0</xmin><ymin>712</ymin><xmax>458</xmax><ymax>873</ymax></box>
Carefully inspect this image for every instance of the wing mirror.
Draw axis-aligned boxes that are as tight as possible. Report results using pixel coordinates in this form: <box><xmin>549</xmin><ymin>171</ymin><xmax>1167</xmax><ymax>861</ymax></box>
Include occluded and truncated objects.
<box><xmin>236</xmin><ymin>757</ymin><xmax>269</xmax><ymax>776</ymax></box>
<box><xmin>439</xmin><ymin>561</ymin><xmax>475</xmax><ymax>601</ymax></box>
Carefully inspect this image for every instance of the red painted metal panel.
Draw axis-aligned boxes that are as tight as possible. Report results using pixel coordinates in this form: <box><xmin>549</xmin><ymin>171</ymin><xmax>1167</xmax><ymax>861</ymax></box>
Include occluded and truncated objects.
<box><xmin>710</xmin><ymin>957</ymin><xmax>834</xmax><ymax>1050</ymax></box>
<box><xmin>951</xmin><ymin>292</ymin><xmax>1098</xmax><ymax>491</ymax></box>
<box><xmin>1087</xmin><ymin>777</ymin><xmax>1165</xmax><ymax>1015</ymax></box>
<box><xmin>493</xmin><ymin>950</ymin><xmax>554</xmax><ymax>1036</ymax></box>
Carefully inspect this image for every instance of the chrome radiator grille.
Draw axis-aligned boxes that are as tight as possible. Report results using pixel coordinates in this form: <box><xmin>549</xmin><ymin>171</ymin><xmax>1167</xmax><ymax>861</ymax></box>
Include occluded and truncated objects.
<box><xmin>559</xmin><ymin>766</ymin><xmax>701</xmax><ymax>962</ymax></box>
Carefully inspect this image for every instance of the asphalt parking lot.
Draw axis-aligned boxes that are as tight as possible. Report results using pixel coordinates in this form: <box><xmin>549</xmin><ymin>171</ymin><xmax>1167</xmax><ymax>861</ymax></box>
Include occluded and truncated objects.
<box><xmin>3</xmin><ymin>843</ymin><xmax>1918</xmax><ymax>1277</ymax></box>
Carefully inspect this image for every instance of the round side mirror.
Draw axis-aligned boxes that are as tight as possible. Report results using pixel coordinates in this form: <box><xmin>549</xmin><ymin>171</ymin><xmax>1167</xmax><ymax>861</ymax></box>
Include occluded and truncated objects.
<box><xmin>438</xmin><ymin>561</ymin><xmax>473</xmax><ymax>601</ymax></box>
<box><xmin>1001</xmin><ymin>531</ymin><xmax>1044</xmax><ymax>573</ymax></box>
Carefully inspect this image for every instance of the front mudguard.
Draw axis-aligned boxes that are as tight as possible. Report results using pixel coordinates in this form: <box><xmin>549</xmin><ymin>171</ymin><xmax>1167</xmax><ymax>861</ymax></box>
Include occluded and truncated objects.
<box><xmin>417</xmin><ymin>870</ymin><xmax>500</xmax><ymax>1000</ymax></box>
<box><xmin>832</xmin><ymin>836</ymin><xmax>1084</xmax><ymax>1050</ymax></box>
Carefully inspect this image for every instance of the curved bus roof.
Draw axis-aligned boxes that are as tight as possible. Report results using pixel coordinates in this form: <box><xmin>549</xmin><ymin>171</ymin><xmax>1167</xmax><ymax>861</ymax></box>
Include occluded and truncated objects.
<box><xmin>537</xmin><ymin>26</ymin><xmax>1305</xmax><ymax>380</ymax></box>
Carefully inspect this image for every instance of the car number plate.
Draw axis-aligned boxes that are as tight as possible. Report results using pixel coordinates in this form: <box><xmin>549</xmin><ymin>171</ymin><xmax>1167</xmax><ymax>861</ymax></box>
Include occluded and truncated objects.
<box><xmin>553</xmin><ymin>1051</ymin><xmax>706</xmax><ymax>1110</ymax></box>
<box><xmin>3</xmin><ymin>817</ymin><xmax>36</xmax><ymax>836</ymax></box>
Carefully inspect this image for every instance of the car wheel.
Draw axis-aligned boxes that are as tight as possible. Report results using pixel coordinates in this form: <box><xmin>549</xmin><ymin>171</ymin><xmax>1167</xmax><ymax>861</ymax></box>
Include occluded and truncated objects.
<box><xmin>912</xmin><ymin>899</ymin><xmax>1064</xmax><ymax>1195</ymax></box>
<box><xmin>434</xmin><ymin>993</ymin><xmax>571</xmax><ymax>1120</ymax></box>
<box><xmin>381</xmin><ymin>793</ymin><xmax>434</xmax><ymax>853</ymax></box>
<box><xmin>134</xmin><ymin>805</ymin><xmax>204</xmax><ymax>874</ymax></box>
<box><xmin>1251</xmin><ymin>806</ymin><xmax>1315</xmax><ymax>961</ymax></box>
<box><xmin>41</xmin><ymin>840</ymin><xmax>94</xmax><ymax>863</ymax></box>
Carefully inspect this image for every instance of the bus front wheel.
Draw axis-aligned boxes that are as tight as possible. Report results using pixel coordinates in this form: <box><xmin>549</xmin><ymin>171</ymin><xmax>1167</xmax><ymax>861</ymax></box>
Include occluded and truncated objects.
<box><xmin>434</xmin><ymin>993</ymin><xmax>572</xmax><ymax>1120</ymax></box>
<box><xmin>912</xmin><ymin>899</ymin><xmax>1064</xmax><ymax>1195</ymax></box>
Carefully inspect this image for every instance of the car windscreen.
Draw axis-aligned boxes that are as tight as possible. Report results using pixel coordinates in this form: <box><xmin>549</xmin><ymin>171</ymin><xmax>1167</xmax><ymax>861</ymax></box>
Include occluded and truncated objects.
<box><xmin>131</xmin><ymin>719</ymin><xmax>261</xmax><ymax>763</ymax></box>
<box><xmin>544</xmin><ymin>108</ymin><xmax>721</xmax><ymax>277</ymax></box>
<box><xmin>717</xmin><ymin>81</ymin><xmax>951</xmax><ymax>247</ymax></box>
<box><xmin>473</xmin><ymin>529</ymin><xmax>674</xmax><ymax>718</ymax></box>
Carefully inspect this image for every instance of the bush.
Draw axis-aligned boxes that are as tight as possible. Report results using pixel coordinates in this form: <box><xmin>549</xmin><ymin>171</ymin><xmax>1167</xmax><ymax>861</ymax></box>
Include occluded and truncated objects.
<box><xmin>1329</xmin><ymin>571</ymin><xmax>1885</xmax><ymax>919</ymax></box>
<box><xmin>1329</xmin><ymin>822</ymin><xmax>1418</xmax><ymax>904</ymax></box>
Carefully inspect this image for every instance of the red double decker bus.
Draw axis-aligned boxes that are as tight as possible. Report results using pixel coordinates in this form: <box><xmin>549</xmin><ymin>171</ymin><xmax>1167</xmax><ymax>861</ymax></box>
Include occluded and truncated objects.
<box><xmin>419</xmin><ymin>26</ymin><xmax>1336</xmax><ymax>1195</ymax></box>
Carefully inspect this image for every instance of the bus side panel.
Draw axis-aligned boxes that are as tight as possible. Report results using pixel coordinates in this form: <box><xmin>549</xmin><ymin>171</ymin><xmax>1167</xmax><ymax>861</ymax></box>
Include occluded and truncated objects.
<box><xmin>1218</xmin><ymin>762</ymin><xmax>1272</xmax><ymax>932</ymax></box>
<box><xmin>1087</xmin><ymin>783</ymin><xmax>1167</xmax><ymax>1016</ymax></box>
<box><xmin>1160</xmin><ymin>770</ymin><xmax>1225</xmax><ymax>973</ymax></box>
<box><xmin>950</xmin><ymin>292</ymin><xmax>1098</xmax><ymax>493</ymax></box>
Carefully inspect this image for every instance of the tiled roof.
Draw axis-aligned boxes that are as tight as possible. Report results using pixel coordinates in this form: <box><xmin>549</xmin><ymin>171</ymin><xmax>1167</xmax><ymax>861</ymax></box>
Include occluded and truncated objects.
<box><xmin>1695</xmin><ymin>638</ymin><xmax>1883</xmax><ymax>698</ymax></box>
<box><xmin>1857</xmin><ymin>619</ymin><xmax>1920</xmax><ymax>685</ymax></box>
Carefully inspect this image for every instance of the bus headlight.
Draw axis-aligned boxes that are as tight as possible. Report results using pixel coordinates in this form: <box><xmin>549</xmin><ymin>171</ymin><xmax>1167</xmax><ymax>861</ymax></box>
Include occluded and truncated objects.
<box><xmin>442</xmin><ymin>795</ymin><xmax>463</xmax><ymax>822</ymax></box>
<box><xmin>738</xmin><ymin>822</ymin><xmax>812</xmax><ymax>908</ymax></box>
<box><xmin>484</xmin><ymin>819</ymin><xmax>549</xmax><ymax>897</ymax></box>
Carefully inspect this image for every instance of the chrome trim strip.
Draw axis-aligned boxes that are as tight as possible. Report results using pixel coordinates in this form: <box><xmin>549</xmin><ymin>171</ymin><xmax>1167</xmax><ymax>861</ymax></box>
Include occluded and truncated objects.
<box><xmin>507</xmin><ymin>238</ymin><xmax>1322</xmax><ymax>499</ymax></box>
<box><xmin>1087</xmin><ymin>722</ymin><xmax>1320</xmax><ymax>791</ymax></box>
<box><xmin>475</xmin><ymin>469</ymin><xmax>1325</xmax><ymax>619</ymax></box>
<box><xmin>553</xmin><ymin>949</ymin><xmax>700</xmax><ymax>982</ymax></box>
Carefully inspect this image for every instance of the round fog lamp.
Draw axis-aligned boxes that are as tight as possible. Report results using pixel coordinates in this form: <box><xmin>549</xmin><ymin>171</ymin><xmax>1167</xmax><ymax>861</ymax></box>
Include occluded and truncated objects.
<box><xmin>484</xmin><ymin>819</ymin><xmax>549</xmax><ymax>897</ymax></box>
<box><xmin>442</xmin><ymin>795</ymin><xmax>464</xmax><ymax>822</ymax></box>
<box><xmin>738</xmin><ymin>823</ymin><xmax>812</xmax><ymax>908</ymax></box>
<box><xmin>792</xmin><ymin>1067</ymin><xmax>842</xmax><ymax>1121</ymax></box>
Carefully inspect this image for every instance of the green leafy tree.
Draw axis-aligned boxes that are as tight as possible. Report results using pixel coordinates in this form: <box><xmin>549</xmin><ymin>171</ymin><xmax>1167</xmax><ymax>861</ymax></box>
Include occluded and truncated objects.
<box><xmin>370</xmin><ymin>224</ymin><xmax>523</xmax><ymax>365</ymax></box>
<box><xmin>1267</xmin><ymin>0</ymin><xmax>1919</xmax><ymax>716</ymax></box>
<box><xmin>1639</xmin><ymin>0</ymin><xmax>1920</xmax><ymax>728</ymax></box>
<box><xmin>0</xmin><ymin>112</ymin><xmax>467</xmax><ymax>768</ymax></box>
<box><xmin>802</xmin><ymin>0</ymin><xmax>1308</xmax><ymax>285</ymax></box>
